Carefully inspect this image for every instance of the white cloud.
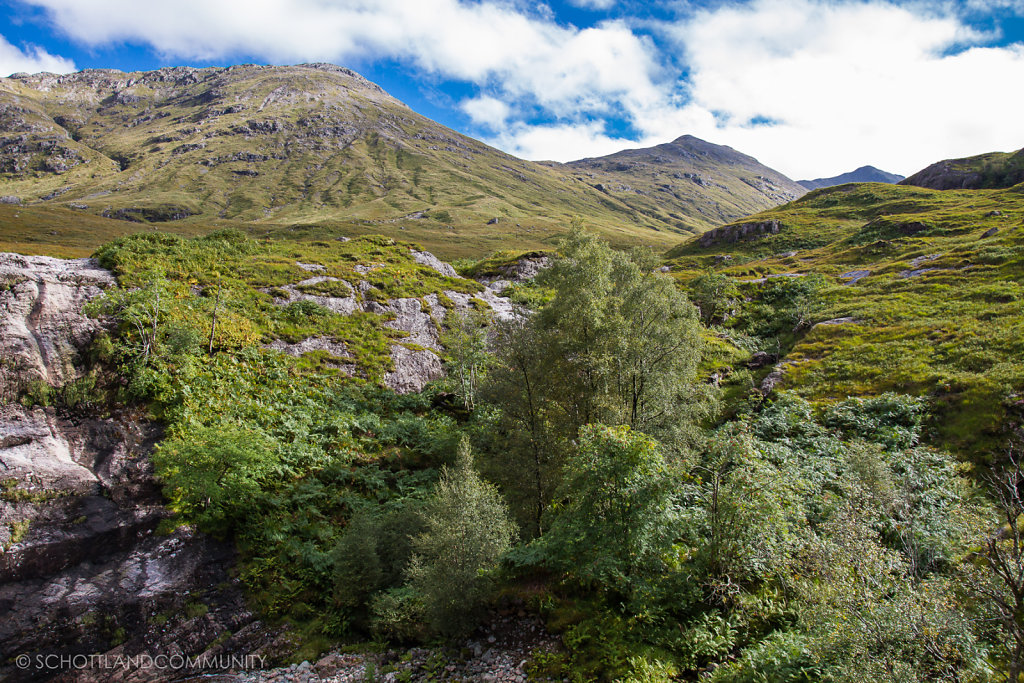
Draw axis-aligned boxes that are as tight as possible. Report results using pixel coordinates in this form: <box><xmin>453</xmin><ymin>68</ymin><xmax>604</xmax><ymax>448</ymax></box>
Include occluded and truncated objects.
<box><xmin>653</xmin><ymin>0</ymin><xmax>1024</xmax><ymax>177</ymax></box>
<box><xmin>0</xmin><ymin>34</ymin><xmax>74</xmax><ymax>76</ymax></box>
<box><xmin>17</xmin><ymin>0</ymin><xmax>1024</xmax><ymax>177</ymax></box>
<box><xmin>568</xmin><ymin>0</ymin><xmax>617</xmax><ymax>10</ymax></box>
<box><xmin>23</xmin><ymin>0</ymin><xmax>662</xmax><ymax>119</ymax></box>
<box><xmin>488</xmin><ymin>120</ymin><xmax>659</xmax><ymax>161</ymax></box>
<box><xmin>460</xmin><ymin>95</ymin><xmax>511</xmax><ymax>129</ymax></box>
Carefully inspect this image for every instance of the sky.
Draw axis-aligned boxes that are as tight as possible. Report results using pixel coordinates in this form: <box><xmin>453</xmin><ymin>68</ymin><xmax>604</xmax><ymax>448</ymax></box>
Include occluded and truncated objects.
<box><xmin>1</xmin><ymin>0</ymin><xmax>1023</xmax><ymax>179</ymax></box>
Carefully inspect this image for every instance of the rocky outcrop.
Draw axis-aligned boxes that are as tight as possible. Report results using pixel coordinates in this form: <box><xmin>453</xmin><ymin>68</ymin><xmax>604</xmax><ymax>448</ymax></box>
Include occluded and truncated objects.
<box><xmin>0</xmin><ymin>253</ymin><xmax>277</xmax><ymax>682</ymax></box>
<box><xmin>267</xmin><ymin>249</ymin><xmax>518</xmax><ymax>394</ymax></box>
<box><xmin>698</xmin><ymin>219</ymin><xmax>781</xmax><ymax>248</ymax></box>
<box><xmin>0</xmin><ymin>253</ymin><xmax>114</xmax><ymax>389</ymax></box>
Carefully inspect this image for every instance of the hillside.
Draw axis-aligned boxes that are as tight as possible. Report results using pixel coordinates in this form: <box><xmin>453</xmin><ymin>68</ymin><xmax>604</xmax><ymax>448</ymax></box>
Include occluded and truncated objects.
<box><xmin>665</xmin><ymin>181</ymin><xmax>1024</xmax><ymax>459</ymax></box>
<box><xmin>549</xmin><ymin>134</ymin><xmax>806</xmax><ymax>231</ymax></box>
<box><xmin>797</xmin><ymin>164</ymin><xmax>904</xmax><ymax>190</ymax></box>
<box><xmin>901</xmin><ymin>147</ymin><xmax>1024</xmax><ymax>190</ymax></box>
<box><xmin>0</xmin><ymin>64</ymin><xmax>801</xmax><ymax>259</ymax></box>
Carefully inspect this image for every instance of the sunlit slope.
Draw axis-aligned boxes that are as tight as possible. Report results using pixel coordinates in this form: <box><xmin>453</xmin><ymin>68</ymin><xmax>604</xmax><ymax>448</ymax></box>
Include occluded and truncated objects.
<box><xmin>666</xmin><ymin>182</ymin><xmax>1024</xmax><ymax>458</ymax></box>
<box><xmin>0</xmin><ymin>66</ymin><xmax>718</xmax><ymax>258</ymax></box>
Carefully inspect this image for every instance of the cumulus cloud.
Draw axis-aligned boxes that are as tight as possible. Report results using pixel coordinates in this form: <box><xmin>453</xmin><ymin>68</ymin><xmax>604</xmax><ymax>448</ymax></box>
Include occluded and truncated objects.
<box><xmin>0</xmin><ymin>34</ymin><xmax>74</xmax><ymax>76</ymax></box>
<box><xmin>460</xmin><ymin>95</ymin><xmax>511</xmax><ymax>129</ymax></box>
<box><xmin>22</xmin><ymin>0</ymin><xmax>662</xmax><ymax>117</ymax></box>
<box><xmin>17</xmin><ymin>0</ymin><xmax>1024</xmax><ymax>176</ymax></box>
<box><xmin>654</xmin><ymin>0</ymin><xmax>1024</xmax><ymax>177</ymax></box>
<box><xmin>488</xmin><ymin>120</ymin><xmax>657</xmax><ymax>161</ymax></box>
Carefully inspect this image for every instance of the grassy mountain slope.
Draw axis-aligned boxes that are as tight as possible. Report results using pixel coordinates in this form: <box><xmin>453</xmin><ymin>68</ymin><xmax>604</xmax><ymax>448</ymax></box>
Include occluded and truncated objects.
<box><xmin>797</xmin><ymin>164</ymin><xmax>904</xmax><ymax>190</ymax></box>
<box><xmin>665</xmin><ymin>181</ymin><xmax>1024</xmax><ymax>460</ymax></box>
<box><xmin>0</xmin><ymin>64</ymin><xmax>800</xmax><ymax>259</ymax></box>
<box><xmin>546</xmin><ymin>134</ymin><xmax>806</xmax><ymax>232</ymax></box>
<box><xmin>901</xmin><ymin>147</ymin><xmax>1024</xmax><ymax>190</ymax></box>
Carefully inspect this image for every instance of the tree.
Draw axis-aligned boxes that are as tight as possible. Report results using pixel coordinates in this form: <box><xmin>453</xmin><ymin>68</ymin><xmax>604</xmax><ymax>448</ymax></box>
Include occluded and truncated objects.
<box><xmin>152</xmin><ymin>422</ymin><xmax>277</xmax><ymax>535</ymax></box>
<box><xmin>540</xmin><ymin>424</ymin><xmax>676</xmax><ymax>593</ymax></box>
<box><xmin>405</xmin><ymin>438</ymin><xmax>517</xmax><ymax>637</ymax></box>
<box><xmin>689</xmin><ymin>270</ymin><xmax>739</xmax><ymax>327</ymax></box>
<box><xmin>440</xmin><ymin>309</ymin><xmax>492</xmax><ymax>409</ymax></box>
<box><xmin>482</xmin><ymin>315</ymin><xmax>561</xmax><ymax>537</ymax></box>
<box><xmin>483</xmin><ymin>229</ymin><xmax>709</xmax><ymax>535</ymax></box>
<box><xmin>535</xmin><ymin>230</ymin><xmax>707</xmax><ymax>441</ymax></box>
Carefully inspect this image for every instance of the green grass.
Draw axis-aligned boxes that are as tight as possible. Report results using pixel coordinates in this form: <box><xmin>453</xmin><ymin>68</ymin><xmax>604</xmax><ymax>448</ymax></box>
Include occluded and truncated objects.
<box><xmin>666</xmin><ymin>182</ymin><xmax>1024</xmax><ymax>461</ymax></box>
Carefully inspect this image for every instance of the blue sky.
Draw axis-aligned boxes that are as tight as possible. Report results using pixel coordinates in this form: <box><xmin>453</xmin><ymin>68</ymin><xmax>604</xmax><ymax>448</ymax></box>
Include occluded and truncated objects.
<box><xmin>1</xmin><ymin>0</ymin><xmax>1023</xmax><ymax>179</ymax></box>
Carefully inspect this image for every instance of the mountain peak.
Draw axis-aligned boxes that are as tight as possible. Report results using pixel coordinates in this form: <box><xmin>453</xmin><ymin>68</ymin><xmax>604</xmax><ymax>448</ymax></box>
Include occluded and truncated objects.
<box><xmin>797</xmin><ymin>166</ymin><xmax>905</xmax><ymax>190</ymax></box>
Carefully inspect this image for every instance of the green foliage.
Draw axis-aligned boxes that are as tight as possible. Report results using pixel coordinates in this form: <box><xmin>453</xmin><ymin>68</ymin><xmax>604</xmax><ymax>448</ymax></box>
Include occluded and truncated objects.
<box><xmin>89</xmin><ymin>231</ymin><xmax>485</xmax><ymax>388</ymax></box>
<box><xmin>667</xmin><ymin>181</ymin><xmax>1024</xmax><ymax>461</ymax></box>
<box><xmin>482</xmin><ymin>229</ymin><xmax>710</xmax><ymax>536</ymax></box>
<box><xmin>534</xmin><ymin>231</ymin><xmax>707</xmax><ymax>441</ymax></box>
<box><xmin>153</xmin><ymin>423</ymin><xmax>278</xmax><ymax>535</ymax></box>
<box><xmin>405</xmin><ymin>439</ymin><xmax>517</xmax><ymax>637</ymax></box>
<box><xmin>439</xmin><ymin>309</ymin><xmax>492</xmax><ymax>409</ymax></box>
<box><xmin>539</xmin><ymin>425</ymin><xmax>676</xmax><ymax>593</ymax></box>
<box><xmin>690</xmin><ymin>270</ymin><xmax>740</xmax><ymax>327</ymax></box>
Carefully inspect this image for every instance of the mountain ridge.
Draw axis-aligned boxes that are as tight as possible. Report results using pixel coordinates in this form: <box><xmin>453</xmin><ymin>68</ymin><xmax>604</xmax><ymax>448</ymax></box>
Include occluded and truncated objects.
<box><xmin>0</xmin><ymin>63</ymin><xmax>803</xmax><ymax>258</ymax></box>
<box><xmin>797</xmin><ymin>165</ymin><xmax>904</xmax><ymax>190</ymax></box>
<box><xmin>900</xmin><ymin>147</ymin><xmax>1024</xmax><ymax>190</ymax></box>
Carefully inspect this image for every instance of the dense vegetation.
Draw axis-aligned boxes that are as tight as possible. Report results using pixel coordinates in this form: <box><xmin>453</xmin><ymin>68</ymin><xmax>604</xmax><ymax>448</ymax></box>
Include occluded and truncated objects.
<box><xmin>67</xmin><ymin>223</ymin><xmax>1024</xmax><ymax>681</ymax></box>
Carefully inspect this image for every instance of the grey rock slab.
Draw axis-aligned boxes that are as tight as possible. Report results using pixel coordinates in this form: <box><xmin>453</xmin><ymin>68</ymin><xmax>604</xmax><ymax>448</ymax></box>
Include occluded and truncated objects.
<box><xmin>838</xmin><ymin>269</ymin><xmax>871</xmax><ymax>285</ymax></box>
<box><xmin>410</xmin><ymin>249</ymin><xmax>457</xmax><ymax>278</ymax></box>
<box><xmin>0</xmin><ymin>252</ymin><xmax>114</xmax><ymax>387</ymax></box>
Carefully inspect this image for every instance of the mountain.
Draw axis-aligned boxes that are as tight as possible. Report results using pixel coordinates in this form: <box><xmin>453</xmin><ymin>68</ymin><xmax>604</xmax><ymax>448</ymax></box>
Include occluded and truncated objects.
<box><xmin>900</xmin><ymin>147</ymin><xmax>1024</xmax><ymax>190</ymax></box>
<box><xmin>0</xmin><ymin>64</ymin><xmax>801</xmax><ymax>259</ymax></box>
<box><xmin>665</xmin><ymin>181</ymin><xmax>1024</xmax><ymax>460</ymax></box>
<box><xmin>550</xmin><ymin>134</ymin><xmax>806</xmax><ymax>231</ymax></box>
<box><xmin>797</xmin><ymin>165</ymin><xmax>904</xmax><ymax>190</ymax></box>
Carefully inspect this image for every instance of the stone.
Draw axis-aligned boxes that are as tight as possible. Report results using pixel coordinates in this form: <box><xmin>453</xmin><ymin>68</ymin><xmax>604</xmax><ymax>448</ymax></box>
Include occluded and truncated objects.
<box><xmin>0</xmin><ymin>252</ymin><xmax>115</xmax><ymax>387</ymax></box>
<box><xmin>410</xmin><ymin>249</ymin><xmax>458</xmax><ymax>278</ymax></box>
<box><xmin>813</xmin><ymin>317</ymin><xmax>860</xmax><ymax>328</ymax></box>
<box><xmin>838</xmin><ymin>269</ymin><xmax>870</xmax><ymax>285</ymax></box>
<box><xmin>384</xmin><ymin>345</ymin><xmax>443</xmax><ymax>394</ymax></box>
<box><xmin>982</xmin><ymin>227</ymin><xmax>999</xmax><ymax>238</ymax></box>
<box><xmin>698</xmin><ymin>219</ymin><xmax>780</xmax><ymax>247</ymax></box>
<box><xmin>746</xmin><ymin>351</ymin><xmax>777</xmax><ymax>369</ymax></box>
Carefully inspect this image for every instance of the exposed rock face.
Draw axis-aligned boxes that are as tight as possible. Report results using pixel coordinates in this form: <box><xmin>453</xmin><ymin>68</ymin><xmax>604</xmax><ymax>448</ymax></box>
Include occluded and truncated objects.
<box><xmin>0</xmin><ymin>253</ymin><xmax>276</xmax><ymax>682</ymax></box>
<box><xmin>698</xmin><ymin>219</ymin><xmax>781</xmax><ymax>248</ymax></box>
<box><xmin>410</xmin><ymin>249</ymin><xmax>457</xmax><ymax>278</ymax></box>
<box><xmin>266</xmin><ymin>249</ymin><xmax>519</xmax><ymax>394</ymax></box>
<box><xmin>0</xmin><ymin>253</ymin><xmax>114</xmax><ymax>388</ymax></box>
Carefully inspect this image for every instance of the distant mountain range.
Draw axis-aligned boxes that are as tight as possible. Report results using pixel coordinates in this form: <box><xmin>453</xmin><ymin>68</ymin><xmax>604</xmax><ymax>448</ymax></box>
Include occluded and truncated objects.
<box><xmin>797</xmin><ymin>165</ymin><xmax>904</xmax><ymax>190</ymax></box>
<box><xmin>0</xmin><ymin>64</ymin><xmax>805</xmax><ymax>257</ymax></box>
